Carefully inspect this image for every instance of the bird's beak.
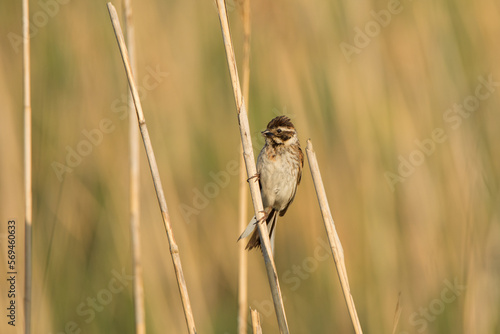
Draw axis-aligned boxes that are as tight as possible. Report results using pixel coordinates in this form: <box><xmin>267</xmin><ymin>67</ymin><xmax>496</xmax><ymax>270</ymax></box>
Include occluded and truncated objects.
<box><xmin>261</xmin><ymin>130</ymin><xmax>273</xmax><ymax>137</ymax></box>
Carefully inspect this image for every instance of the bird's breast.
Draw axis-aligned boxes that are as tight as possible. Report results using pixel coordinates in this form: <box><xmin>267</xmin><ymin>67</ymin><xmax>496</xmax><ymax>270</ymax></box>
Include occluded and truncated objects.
<box><xmin>257</xmin><ymin>149</ymin><xmax>300</xmax><ymax>210</ymax></box>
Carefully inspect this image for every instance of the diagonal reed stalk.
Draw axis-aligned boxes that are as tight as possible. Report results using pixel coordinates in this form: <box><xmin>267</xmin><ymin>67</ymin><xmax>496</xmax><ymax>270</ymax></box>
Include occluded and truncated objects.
<box><xmin>215</xmin><ymin>0</ymin><xmax>289</xmax><ymax>332</ymax></box>
<box><xmin>107</xmin><ymin>3</ymin><xmax>196</xmax><ymax>333</ymax></box>
<box><xmin>237</xmin><ymin>0</ymin><xmax>251</xmax><ymax>333</ymax></box>
<box><xmin>305</xmin><ymin>139</ymin><xmax>363</xmax><ymax>334</ymax></box>
<box><xmin>122</xmin><ymin>0</ymin><xmax>146</xmax><ymax>333</ymax></box>
<box><xmin>23</xmin><ymin>0</ymin><xmax>32</xmax><ymax>332</ymax></box>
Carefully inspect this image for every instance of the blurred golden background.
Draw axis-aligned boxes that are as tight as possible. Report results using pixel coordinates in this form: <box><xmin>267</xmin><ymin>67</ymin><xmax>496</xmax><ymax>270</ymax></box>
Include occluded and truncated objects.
<box><xmin>1</xmin><ymin>0</ymin><xmax>500</xmax><ymax>333</ymax></box>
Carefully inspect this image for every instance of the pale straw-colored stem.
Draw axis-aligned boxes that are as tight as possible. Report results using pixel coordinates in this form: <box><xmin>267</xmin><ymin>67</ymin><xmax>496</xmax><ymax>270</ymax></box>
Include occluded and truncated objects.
<box><xmin>391</xmin><ymin>293</ymin><xmax>402</xmax><ymax>334</ymax></box>
<box><xmin>237</xmin><ymin>154</ymin><xmax>249</xmax><ymax>334</ymax></box>
<box><xmin>122</xmin><ymin>0</ymin><xmax>146</xmax><ymax>333</ymax></box>
<box><xmin>237</xmin><ymin>153</ymin><xmax>249</xmax><ymax>334</ymax></box>
<box><xmin>305</xmin><ymin>139</ymin><xmax>363</xmax><ymax>334</ymax></box>
<box><xmin>23</xmin><ymin>0</ymin><xmax>32</xmax><ymax>332</ymax></box>
<box><xmin>107</xmin><ymin>3</ymin><xmax>196</xmax><ymax>333</ymax></box>
<box><xmin>237</xmin><ymin>0</ymin><xmax>251</xmax><ymax>333</ymax></box>
<box><xmin>241</xmin><ymin>0</ymin><xmax>251</xmax><ymax>105</ymax></box>
<box><xmin>215</xmin><ymin>0</ymin><xmax>289</xmax><ymax>332</ymax></box>
<box><xmin>250</xmin><ymin>308</ymin><xmax>263</xmax><ymax>334</ymax></box>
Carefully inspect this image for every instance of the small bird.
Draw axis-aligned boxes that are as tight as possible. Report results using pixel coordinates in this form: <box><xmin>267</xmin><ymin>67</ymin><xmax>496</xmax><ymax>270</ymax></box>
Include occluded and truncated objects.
<box><xmin>238</xmin><ymin>115</ymin><xmax>303</xmax><ymax>254</ymax></box>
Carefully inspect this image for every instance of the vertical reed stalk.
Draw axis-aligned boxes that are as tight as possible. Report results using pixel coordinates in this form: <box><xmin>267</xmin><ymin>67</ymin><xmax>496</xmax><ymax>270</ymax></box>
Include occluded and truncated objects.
<box><xmin>215</xmin><ymin>0</ymin><xmax>289</xmax><ymax>332</ymax></box>
<box><xmin>107</xmin><ymin>3</ymin><xmax>196</xmax><ymax>333</ymax></box>
<box><xmin>250</xmin><ymin>309</ymin><xmax>262</xmax><ymax>334</ymax></box>
<box><xmin>23</xmin><ymin>0</ymin><xmax>32</xmax><ymax>332</ymax></box>
<box><xmin>305</xmin><ymin>139</ymin><xmax>363</xmax><ymax>334</ymax></box>
<box><xmin>237</xmin><ymin>0</ymin><xmax>251</xmax><ymax>333</ymax></box>
<box><xmin>237</xmin><ymin>154</ymin><xmax>249</xmax><ymax>334</ymax></box>
<box><xmin>123</xmin><ymin>1</ymin><xmax>146</xmax><ymax>333</ymax></box>
<box><xmin>391</xmin><ymin>293</ymin><xmax>402</xmax><ymax>334</ymax></box>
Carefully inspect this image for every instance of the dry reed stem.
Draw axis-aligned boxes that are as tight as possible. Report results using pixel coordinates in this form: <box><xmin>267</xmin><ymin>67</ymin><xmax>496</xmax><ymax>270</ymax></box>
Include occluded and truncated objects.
<box><xmin>215</xmin><ymin>0</ymin><xmax>289</xmax><ymax>332</ymax></box>
<box><xmin>237</xmin><ymin>155</ymin><xmax>249</xmax><ymax>334</ymax></box>
<box><xmin>23</xmin><ymin>0</ymin><xmax>32</xmax><ymax>332</ymax></box>
<box><xmin>250</xmin><ymin>308</ymin><xmax>263</xmax><ymax>334</ymax></box>
<box><xmin>305</xmin><ymin>140</ymin><xmax>363</xmax><ymax>334</ymax></box>
<box><xmin>122</xmin><ymin>0</ymin><xmax>146</xmax><ymax>333</ymax></box>
<box><xmin>237</xmin><ymin>0</ymin><xmax>251</xmax><ymax>333</ymax></box>
<box><xmin>240</xmin><ymin>0</ymin><xmax>251</xmax><ymax>105</ymax></box>
<box><xmin>107</xmin><ymin>3</ymin><xmax>197</xmax><ymax>333</ymax></box>
<box><xmin>391</xmin><ymin>293</ymin><xmax>402</xmax><ymax>334</ymax></box>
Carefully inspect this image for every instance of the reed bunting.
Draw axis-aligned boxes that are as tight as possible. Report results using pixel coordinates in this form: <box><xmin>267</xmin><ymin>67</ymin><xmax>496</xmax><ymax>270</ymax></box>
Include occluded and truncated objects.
<box><xmin>238</xmin><ymin>115</ymin><xmax>303</xmax><ymax>254</ymax></box>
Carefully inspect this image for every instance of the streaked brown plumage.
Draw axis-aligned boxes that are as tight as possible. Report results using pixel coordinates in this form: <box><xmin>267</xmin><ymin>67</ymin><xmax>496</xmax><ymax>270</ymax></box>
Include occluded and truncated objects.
<box><xmin>238</xmin><ymin>116</ymin><xmax>303</xmax><ymax>254</ymax></box>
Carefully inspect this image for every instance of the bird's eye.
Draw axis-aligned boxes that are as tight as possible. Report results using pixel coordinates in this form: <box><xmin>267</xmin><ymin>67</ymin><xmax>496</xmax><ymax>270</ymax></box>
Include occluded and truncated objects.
<box><xmin>277</xmin><ymin>129</ymin><xmax>282</xmax><ymax>134</ymax></box>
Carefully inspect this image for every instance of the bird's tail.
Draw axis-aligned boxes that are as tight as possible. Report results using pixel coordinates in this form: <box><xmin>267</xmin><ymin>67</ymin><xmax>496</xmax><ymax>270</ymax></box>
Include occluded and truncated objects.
<box><xmin>238</xmin><ymin>209</ymin><xmax>279</xmax><ymax>254</ymax></box>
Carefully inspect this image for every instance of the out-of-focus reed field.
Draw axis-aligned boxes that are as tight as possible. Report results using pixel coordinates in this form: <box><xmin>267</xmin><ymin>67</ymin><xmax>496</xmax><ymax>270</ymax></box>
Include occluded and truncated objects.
<box><xmin>1</xmin><ymin>0</ymin><xmax>500</xmax><ymax>333</ymax></box>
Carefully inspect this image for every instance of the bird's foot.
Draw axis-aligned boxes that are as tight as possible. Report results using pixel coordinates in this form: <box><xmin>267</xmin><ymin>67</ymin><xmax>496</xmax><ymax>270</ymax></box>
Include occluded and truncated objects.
<box><xmin>247</xmin><ymin>173</ymin><xmax>260</xmax><ymax>183</ymax></box>
<box><xmin>256</xmin><ymin>210</ymin><xmax>268</xmax><ymax>224</ymax></box>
